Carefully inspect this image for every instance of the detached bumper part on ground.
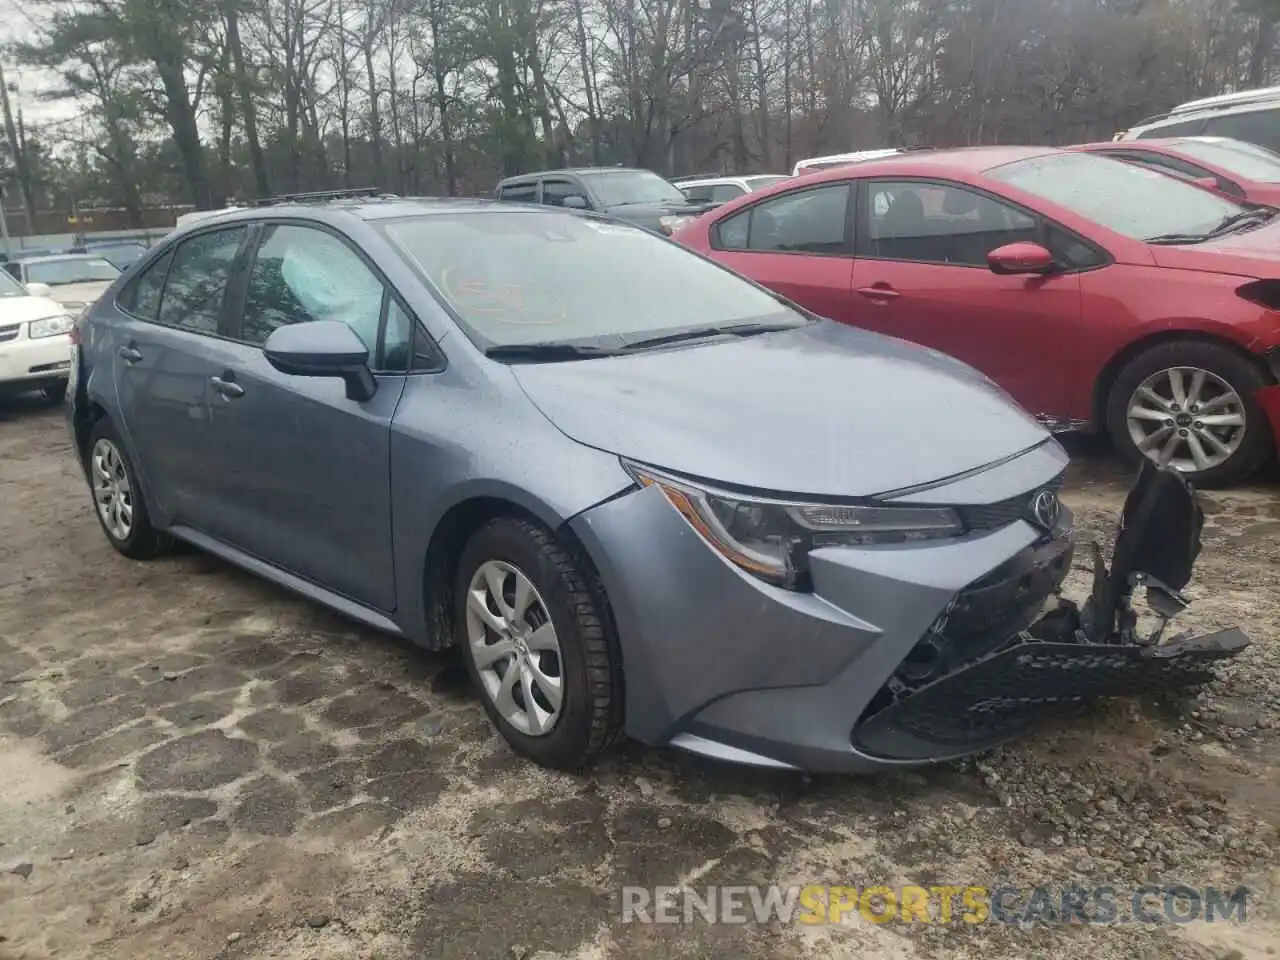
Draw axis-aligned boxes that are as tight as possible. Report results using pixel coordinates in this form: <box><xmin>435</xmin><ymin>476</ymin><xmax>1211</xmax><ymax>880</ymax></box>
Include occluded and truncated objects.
<box><xmin>575</xmin><ymin>452</ymin><xmax>1250</xmax><ymax>773</ymax></box>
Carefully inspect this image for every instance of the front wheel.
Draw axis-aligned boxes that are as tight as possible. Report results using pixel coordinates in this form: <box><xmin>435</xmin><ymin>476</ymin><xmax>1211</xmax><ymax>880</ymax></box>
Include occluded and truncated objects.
<box><xmin>1105</xmin><ymin>339</ymin><xmax>1273</xmax><ymax>488</ymax></box>
<box><xmin>454</xmin><ymin>517</ymin><xmax>622</xmax><ymax>770</ymax></box>
<box><xmin>42</xmin><ymin>380</ymin><xmax>68</xmax><ymax>404</ymax></box>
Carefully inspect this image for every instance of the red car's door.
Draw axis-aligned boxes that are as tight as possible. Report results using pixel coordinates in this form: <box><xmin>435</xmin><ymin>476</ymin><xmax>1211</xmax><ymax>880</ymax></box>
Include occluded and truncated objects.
<box><xmin>703</xmin><ymin>181</ymin><xmax>857</xmax><ymax>323</ymax></box>
<box><xmin>849</xmin><ymin>178</ymin><xmax>1086</xmax><ymax>421</ymax></box>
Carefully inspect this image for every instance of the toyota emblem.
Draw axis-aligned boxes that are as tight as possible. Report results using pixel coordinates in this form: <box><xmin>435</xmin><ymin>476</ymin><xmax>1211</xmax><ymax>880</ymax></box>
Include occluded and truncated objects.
<box><xmin>1030</xmin><ymin>489</ymin><xmax>1061</xmax><ymax>531</ymax></box>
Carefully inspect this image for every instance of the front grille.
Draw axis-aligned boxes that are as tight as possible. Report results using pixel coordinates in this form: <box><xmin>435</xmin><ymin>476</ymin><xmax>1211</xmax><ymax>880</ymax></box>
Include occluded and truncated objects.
<box><xmin>854</xmin><ymin>533</ymin><xmax>1075</xmax><ymax>749</ymax></box>
<box><xmin>0</xmin><ymin>323</ymin><xmax>19</xmax><ymax>343</ymax></box>
<box><xmin>956</xmin><ymin>471</ymin><xmax>1065</xmax><ymax>532</ymax></box>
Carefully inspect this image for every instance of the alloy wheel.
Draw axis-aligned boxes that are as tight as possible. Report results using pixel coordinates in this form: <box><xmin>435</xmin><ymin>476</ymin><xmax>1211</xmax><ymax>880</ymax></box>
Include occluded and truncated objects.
<box><xmin>91</xmin><ymin>437</ymin><xmax>134</xmax><ymax>541</ymax></box>
<box><xmin>1125</xmin><ymin>365</ymin><xmax>1246</xmax><ymax>474</ymax></box>
<box><xmin>465</xmin><ymin>559</ymin><xmax>564</xmax><ymax>737</ymax></box>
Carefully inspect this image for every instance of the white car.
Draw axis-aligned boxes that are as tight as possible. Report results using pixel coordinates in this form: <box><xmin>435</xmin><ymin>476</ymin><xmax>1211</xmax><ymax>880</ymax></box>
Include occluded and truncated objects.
<box><xmin>0</xmin><ymin>268</ymin><xmax>76</xmax><ymax>402</ymax></box>
<box><xmin>3</xmin><ymin>254</ymin><xmax>122</xmax><ymax>316</ymax></box>
<box><xmin>1115</xmin><ymin>85</ymin><xmax>1280</xmax><ymax>150</ymax></box>
<box><xmin>674</xmin><ymin>174</ymin><xmax>791</xmax><ymax>204</ymax></box>
<box><xmin>791</xmin><ymin>148</ymin><xmax>903</xmax><ymax>176</ymax></box>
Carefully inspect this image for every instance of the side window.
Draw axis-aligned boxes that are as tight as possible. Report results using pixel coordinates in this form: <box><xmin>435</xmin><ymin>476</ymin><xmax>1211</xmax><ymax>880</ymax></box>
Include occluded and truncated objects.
<box><xmin>382</xmin><ymin>298</ymin><xmax>413</xmax><ymax>372</ymax></box>
<box><xmin>117</xmin><ymin>248</ymin><xmax>174</xmax><ymax>321</ymax></box>
<box><xmin>1136</xmin><ymin>118</ymin><xmax>1206</xmax><ymax>139</ymax></box>
<box><xmin>864</xmin><ymin>181</ymin><xmax>1038</xmax><ymax>267</ymax></box>
<box><xmin>681</xmin><ymin>185</ymin><xmax>713</xmax><ymax>203</ymax></box>
<box><xmin>710</xmin><ymin>183</ymin><xmax>745</xmax><ymax>202</ymax></box>
<box><xmin>4</xmin><ymin>263</ymin><xmax>19</xmax><ymax>280</ymax></box>
<box><xmin>1044</xmin><ymin>224</ymin><xmax>1107</xmax><ymax>271</ymax></box>
<box><xmin>240</xmin><ymin>225</ymin><xmax>385</xmax><ymax>356</ymax></box>
<box><xmin>1201</xmin><ymin>109</ymin><xmax>1280</xmax><ymax>152</ymax></box>
<box><xmin>540</xmin><ymin>179</ymin><xmax>580</xmax><ymax>207</ymax></box>
<box><xmin>712</xmin><ymin>184</ymin><xmax>850</xmax><ymax>254</ymax></box>
<box><xmin>715</xmin><ymin>211</ymin><xmax>749</xmax><ymax>250</ymax></box>
<box><xmin>157</xmin><ymin>226</ymin><xmax>246</xmax><ymax>334</ymax></box>
<box><xmin>499</xmin><ymin>182</ymin><xmax>537</xmax><ymax>204</ymax></box>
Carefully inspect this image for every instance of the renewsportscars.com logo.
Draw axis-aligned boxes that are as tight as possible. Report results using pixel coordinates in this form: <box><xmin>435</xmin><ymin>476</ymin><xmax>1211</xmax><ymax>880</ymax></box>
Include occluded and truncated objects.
<box><xmin>620</xmin><ymin>884</ymin><xmax>1251</xmax><ymax>926</ymax></box>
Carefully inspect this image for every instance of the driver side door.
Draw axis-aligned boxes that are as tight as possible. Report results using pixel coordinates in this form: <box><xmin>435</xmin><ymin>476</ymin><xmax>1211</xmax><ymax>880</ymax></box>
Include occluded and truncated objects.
<box><xmin>199</xmin><ymin>222</ymin><xmax>411</xmax><ymax>612</ymax></box>
<box><xmin>850</xmin><ymin>178</ymin><xmax>1089</xmax><ymax>419</ymax></box>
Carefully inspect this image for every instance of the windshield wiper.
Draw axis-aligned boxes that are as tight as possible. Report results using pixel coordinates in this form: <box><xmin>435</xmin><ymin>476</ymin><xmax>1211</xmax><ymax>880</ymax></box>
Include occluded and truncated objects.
<box><xmin>1147</xmin><ymin>207</ymin><xmax>1278</xmax><ymax>245</ymax></box>
<box><xmin>1205</xmin><ymin>206</ymin><xmax>1276</xmax><ymax>238</ymax></box>
<box><xmin>484</xmin><ymin>342</ymin><xmax>620</xmax><ymax>363</ymax></box>
<box><xmin>622</xmin><ymin>321</ymin><xmax>802</xmax><ymax>352</ymax></box>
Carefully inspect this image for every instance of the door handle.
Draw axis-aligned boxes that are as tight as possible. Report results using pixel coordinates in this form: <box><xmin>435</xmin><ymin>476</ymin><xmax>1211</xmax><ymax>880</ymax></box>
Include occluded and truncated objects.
<box><xmin>209</xmin><ymin>375</ymin><xmax>245</xmax><ymax>399</ymax></box>
<box><xmin>856</xmin><ymin>285</ymin><xmax>901</xmax><ymax>302</ymax></box>
<box><xmin>118</xmin><ymin>345</ymin><xmax>143</xmax><ymax>363</ymax></box>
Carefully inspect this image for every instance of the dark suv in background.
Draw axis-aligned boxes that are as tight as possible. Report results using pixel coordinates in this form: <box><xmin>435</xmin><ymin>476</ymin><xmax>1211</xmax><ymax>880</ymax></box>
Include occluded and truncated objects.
<box><xmin>494</xmin><ymin>167</ymin><xmax>714</xmax><ymax>235</ymax></box>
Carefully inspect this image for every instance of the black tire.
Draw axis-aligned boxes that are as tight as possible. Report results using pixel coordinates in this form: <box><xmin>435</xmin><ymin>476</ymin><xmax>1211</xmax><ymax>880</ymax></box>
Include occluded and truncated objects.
<box><xmin>86</xmin><ymin>418</ymin><xmax>175</xmax><ymax>560</ymax></box>
<box><xmin>454</xmin><ymin>517</ymin><xmax>623</xmax><ymax>770</ymax></box>
<box><xmin>1105</xmin><ymin>339</ymin><xmax>1273</xmax><ymax>489</ymax></box>
<box><xmin>42</xmin><ymin>381</ymin><xmax>68</xmax><ymax>404</ymax></box>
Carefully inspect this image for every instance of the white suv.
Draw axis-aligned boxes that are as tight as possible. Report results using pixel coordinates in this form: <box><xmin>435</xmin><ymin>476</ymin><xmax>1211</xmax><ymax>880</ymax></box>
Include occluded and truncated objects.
<box><xmin>1117</xmin><ymin>86</ymin><xmax>1280</xmax><ymax>151</ymax></box>
<box><xmin>0</xmin><ymin>267</ymin><xmax>76</xmax><ymax>403</ymax></box>
<box><xmin>674</xmin><ymin>174</ymin><xmax>790</xmax><ymax>205</ymax></box>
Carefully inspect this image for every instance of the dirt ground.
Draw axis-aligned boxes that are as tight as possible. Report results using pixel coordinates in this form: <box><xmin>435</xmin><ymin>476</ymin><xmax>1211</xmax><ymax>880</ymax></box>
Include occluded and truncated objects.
<box><xmin>0</xmin><ymin>395</ymin><xmax>1276</xmax><ymax>960</ymax></box>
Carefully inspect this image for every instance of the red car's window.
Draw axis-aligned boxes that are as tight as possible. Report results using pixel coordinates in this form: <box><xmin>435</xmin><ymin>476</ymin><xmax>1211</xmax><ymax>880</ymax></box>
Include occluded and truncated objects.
<box><xmin>864</xmin><ymin>181</ymin><xmax>1037</xmax><ymax>267</ymax></box>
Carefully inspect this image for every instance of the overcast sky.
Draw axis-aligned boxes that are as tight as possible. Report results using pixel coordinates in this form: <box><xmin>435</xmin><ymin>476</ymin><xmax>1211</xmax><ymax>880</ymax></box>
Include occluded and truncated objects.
<box><xmin>2</xmin><ymin>0</ymin><xmax>79</xmax><ymax>126</ymax></box>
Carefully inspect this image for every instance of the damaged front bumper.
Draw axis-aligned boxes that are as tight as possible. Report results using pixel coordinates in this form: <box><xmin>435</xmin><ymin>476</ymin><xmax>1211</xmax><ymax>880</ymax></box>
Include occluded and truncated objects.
<box><xmin>854</xmin><ymin>624</ymin><xmax>1249</xmax><ymax>762</ymax></box>
<box><xmin>572</xmin><ymin>450</ymin><xmax>1249</xmax><ymax>774</ymax></box>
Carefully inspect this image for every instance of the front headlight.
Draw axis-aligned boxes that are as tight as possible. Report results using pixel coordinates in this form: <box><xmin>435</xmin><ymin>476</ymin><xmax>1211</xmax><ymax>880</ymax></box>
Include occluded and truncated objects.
<box><xmin>623</xmin><ymin>460</ymin><xmax>963</xmax><ymax>590</ymax></box>
<box><xmin>658</xmin><ymin>214</ymin><xmax>694</xmax><ymax>234</ymax></box>
<box><xmin>28</xmin><ymin>314</ymin><xmax>75</xmax><ymax>339</ymax></box>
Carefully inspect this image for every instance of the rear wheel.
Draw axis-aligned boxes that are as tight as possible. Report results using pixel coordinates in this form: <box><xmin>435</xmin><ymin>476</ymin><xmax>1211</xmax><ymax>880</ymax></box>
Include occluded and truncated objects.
<box><xmin>86</xmin><ymin>419</ymin><xmax>174</xmax><ymax>560</ymax></box>
<box><xmin>454</xmin><ymin>517</ymin><xmax>622</xmax><ymax>770</ymax></box>
<box><xmin>1105</xmin><ymin>339</ymin><xmax>1272</xmax><ymax>488</ymax></box>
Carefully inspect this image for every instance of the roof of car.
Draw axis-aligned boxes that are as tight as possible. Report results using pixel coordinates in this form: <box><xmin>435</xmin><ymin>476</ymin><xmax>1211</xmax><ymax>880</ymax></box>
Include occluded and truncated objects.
<box><xmin>188</xmin><ymin>195</ymin><xmax>594</xmax><ymax>225</ymax></box>
<box><xmin>18</xmin><ymin>252</ymin><xmax>117</xmax><ymax>264</ymax></box>
<box><xmin>496</xmin><ymin>167</ymin><xmax>651</xmax><ymax>184</ymax></box>
<box><xmin>795</xmin><ymin>145</ymin><xmax>1062</xmax><ymax>182</ymax></box>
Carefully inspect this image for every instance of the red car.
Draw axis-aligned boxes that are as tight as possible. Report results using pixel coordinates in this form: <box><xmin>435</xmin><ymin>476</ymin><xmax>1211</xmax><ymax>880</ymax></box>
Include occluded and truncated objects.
<box><xmin>673</xmin><ymin>146</ymin><xmax>1280</xmax><ymax>487</ymax></box>
<box><xmin>1072</xmin><ymin>136</ymin><xmax>1280</xmax><ymax>207</ymax></box>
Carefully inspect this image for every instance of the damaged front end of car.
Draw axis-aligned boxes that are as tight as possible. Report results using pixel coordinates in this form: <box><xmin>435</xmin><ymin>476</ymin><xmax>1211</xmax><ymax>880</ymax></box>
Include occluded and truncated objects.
<box><xmin>853</xmin><ymin>460</ymin><xmax>1250</xmax><ymax>762</ymax></box>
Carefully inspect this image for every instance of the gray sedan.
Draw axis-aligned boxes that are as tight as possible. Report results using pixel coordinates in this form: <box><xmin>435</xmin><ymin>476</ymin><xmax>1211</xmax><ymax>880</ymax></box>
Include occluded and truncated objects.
<box><xmin>66</xmin><ymin>192</ymin><xmax>1241</xmax><ymax>773</ymax></box>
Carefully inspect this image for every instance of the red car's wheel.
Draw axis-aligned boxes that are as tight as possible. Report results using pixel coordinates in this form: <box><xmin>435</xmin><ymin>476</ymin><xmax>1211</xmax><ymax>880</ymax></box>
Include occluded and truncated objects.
<box><xmin>1106</xmin><ymin>339</ymin><xmax>1273</xmax><ymax>488</ymax></box>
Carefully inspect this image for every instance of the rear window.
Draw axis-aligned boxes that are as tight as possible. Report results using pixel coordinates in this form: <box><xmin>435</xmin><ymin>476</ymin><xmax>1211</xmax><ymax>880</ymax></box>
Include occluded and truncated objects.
<box><xmin>380</xmin><ymin>210</ymin><xmax>802</xmax><ymax>348</ymax></box>
<box><xmin>988</xmin><ymin>151</ymin><xmax>1246</xmax><ymax>241</ymax></box>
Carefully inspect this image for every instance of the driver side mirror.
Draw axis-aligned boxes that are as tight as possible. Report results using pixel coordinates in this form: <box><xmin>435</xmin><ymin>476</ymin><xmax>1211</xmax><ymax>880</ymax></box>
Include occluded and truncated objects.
<box><xmin>24</xmin><ymin>281</ymin><xmax>52</xmax><ymax>298</ymax></box>
<box><xmin>562</xmin><ymin>195</ymin><xmax>589</xmax><ymax>209</ymax></box>
<box><xmin>262</xmin><ymin>320</ymin><xmax>377</xmax><ymax>402</ymax></box>
<box><xmin>988</xmin><ymin>241</ymin><xmax>1055</xmax><ymax>276</ymax></box>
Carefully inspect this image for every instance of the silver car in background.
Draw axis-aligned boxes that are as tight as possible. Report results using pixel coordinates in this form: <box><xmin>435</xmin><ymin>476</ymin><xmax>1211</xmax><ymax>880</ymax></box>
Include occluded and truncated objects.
<box><xmin>67</xmin><ymin>192</ymin><xmax>1246</xmax><ymax>773</ymax></box>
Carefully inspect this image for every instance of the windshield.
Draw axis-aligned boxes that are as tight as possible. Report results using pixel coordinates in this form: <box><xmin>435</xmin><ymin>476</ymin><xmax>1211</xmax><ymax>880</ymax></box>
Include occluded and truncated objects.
<box><xmin>578</xmin><ymin>170</ymin><xmax>686</xmax><ymax>206</ymax></box>
<box><xmin>1172</xmin><ymin>138</ymin><xmax>1280</xmax><ymax>183</ymax></box>
<box><xmin>0</xmin><ymin>269</ymin><xmax>27</xmax><ymax>297</ymax></box>
<box><xmin>988</xmin><ymin>152</ymin><xmax>1248</xmax><ymax>241</ymax></box>
<box><xmin>25</xmin><ymin>257</ymin><xmax>121</xmax><ymax>285</ymax></box>
<box><xmin>380</xmin><ymin>210</ymin><xmax>805</xmax><ymax>350</ymax></box>
<box><xmin>744</xmin><ymin>176</ymin><xmax>790</xmax><ymax>190</ymax></box>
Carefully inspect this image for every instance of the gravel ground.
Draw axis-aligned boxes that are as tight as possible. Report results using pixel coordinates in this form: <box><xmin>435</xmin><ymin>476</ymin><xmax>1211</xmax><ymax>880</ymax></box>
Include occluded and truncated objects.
<box><xmin>0</xmin><ymin>395</ymin><xmax>1276</xmax><ymax>960</ymax></box>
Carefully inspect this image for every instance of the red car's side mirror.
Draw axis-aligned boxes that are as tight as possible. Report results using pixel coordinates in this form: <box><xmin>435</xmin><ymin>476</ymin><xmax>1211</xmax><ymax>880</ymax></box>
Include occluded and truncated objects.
<box><xmin>988</xmin><ymin>241</ymin><xmax>1055</xmax><ymax>276</ymax></box>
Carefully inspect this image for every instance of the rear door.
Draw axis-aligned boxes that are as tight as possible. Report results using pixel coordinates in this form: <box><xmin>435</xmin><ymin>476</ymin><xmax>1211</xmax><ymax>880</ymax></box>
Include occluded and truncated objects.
<box><xmin>850</xmin><ymin>178</ymin><xmax>1089</xmax><ymax>418</ymax></box>
<box><xmin>109</xmin><ymin>225</ymin><xmax>252</xmax><ymax>528</ymax></box>
<box><xmin>200</xmin><ymin>221</ymin><xmax>410</xmax><ymax>612</ymax></box>
<box><xmin>707</xmin><ymin>181</ymin><xmax>857</xmax><ymax>322</ymax></box>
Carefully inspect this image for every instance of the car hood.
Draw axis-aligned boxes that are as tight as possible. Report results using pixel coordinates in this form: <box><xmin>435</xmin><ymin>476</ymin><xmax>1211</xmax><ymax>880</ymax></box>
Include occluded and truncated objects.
<box><xmin>1150</xmin><ymin>219</ymin><xmax>1280</xmax><ymax>277</ymax></box>
<box><xmin>509</xmin><ymin>321</ymin><xmax>1052</xmax><ymax>498</ymax></box>
<box><xmin>42</xmin><ymin>281</ymin><xmax>112</xmax><ymax>307</ymax></box>
<box><xmin>0</xmin><ymin>293</ymin><xmax>75</xmax><ymax>322</ymax></box>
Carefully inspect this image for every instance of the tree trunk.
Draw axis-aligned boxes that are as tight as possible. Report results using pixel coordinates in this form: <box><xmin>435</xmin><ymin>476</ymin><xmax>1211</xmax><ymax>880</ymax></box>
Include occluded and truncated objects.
<box><xmin>226</xmin><ymin>2</ymin><xmax>269</xmax><ymax>197</ymax></box>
